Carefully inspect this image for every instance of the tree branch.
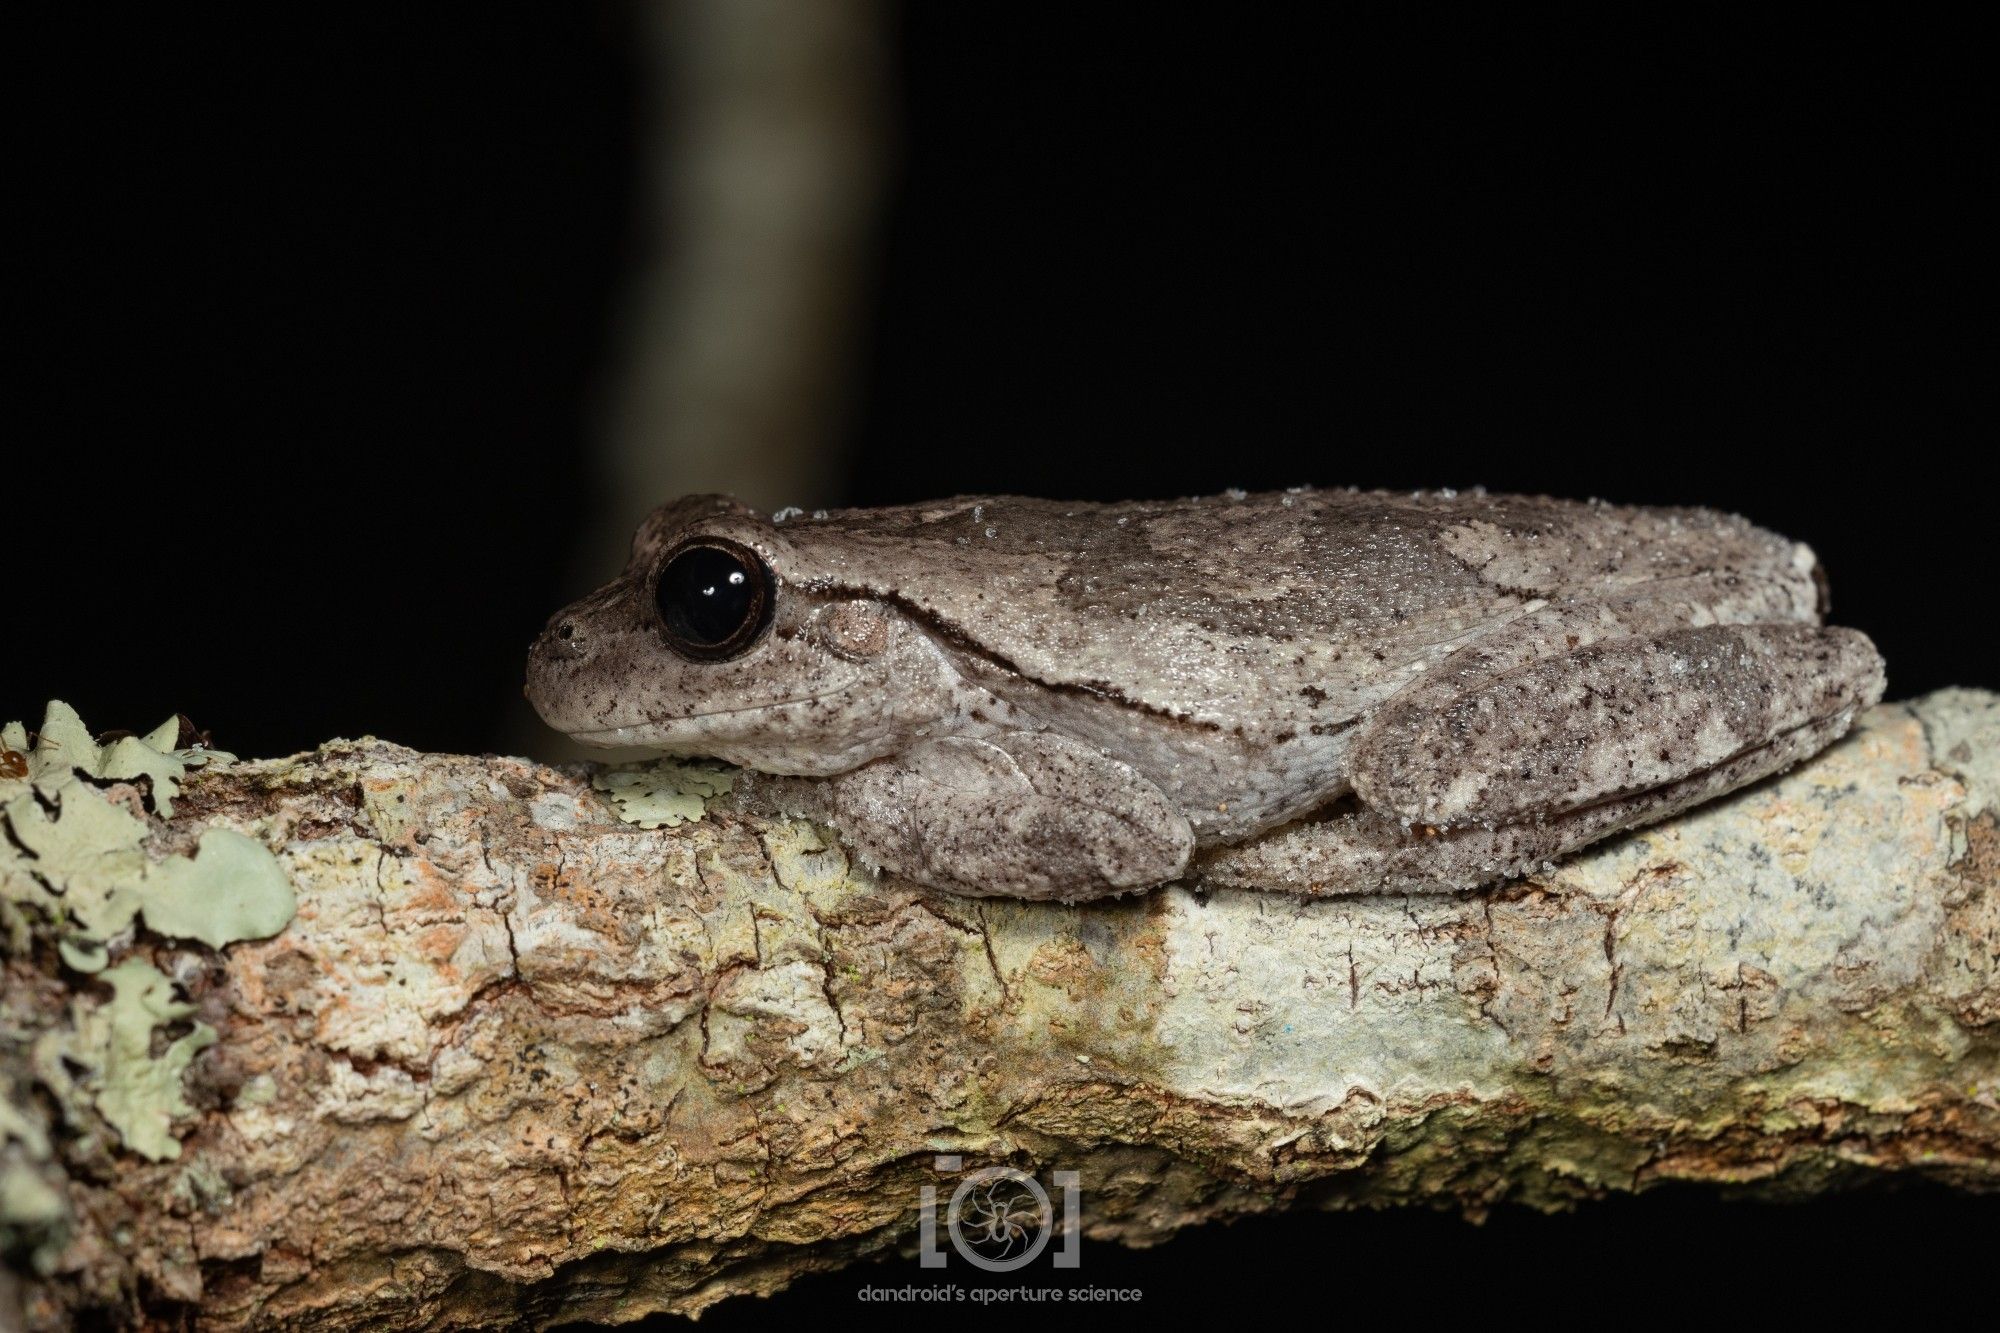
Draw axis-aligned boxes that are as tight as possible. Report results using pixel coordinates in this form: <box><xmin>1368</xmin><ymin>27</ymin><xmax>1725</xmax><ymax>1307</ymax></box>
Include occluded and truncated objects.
<box><xmin>5</xmin><ymin>690</ymin><xmax>1997</xmax><ymax>1328</ymax></box>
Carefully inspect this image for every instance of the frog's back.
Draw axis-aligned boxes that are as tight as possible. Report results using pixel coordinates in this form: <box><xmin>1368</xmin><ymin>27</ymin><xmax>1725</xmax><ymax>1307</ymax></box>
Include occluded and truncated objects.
<box><xmin>782</xmin><ymin>488</ymin><xmax>1812</xmax><ymax>730</ymax></box>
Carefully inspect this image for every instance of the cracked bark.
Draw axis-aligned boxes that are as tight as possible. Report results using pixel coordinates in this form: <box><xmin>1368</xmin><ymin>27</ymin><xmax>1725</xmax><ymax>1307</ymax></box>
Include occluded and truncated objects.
<box><xmin>5</xmin><ymin>690</ymin><xmax>1998</xmax><ymax>1329</ymax></box>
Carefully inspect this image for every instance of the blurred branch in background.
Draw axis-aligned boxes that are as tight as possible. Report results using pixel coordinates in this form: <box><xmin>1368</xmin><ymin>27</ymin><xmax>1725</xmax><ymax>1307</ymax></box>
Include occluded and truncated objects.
<box><xmin>586</xmin><ymin>0</ymin><xmax>886</xmax><ymax>582</ymax></box>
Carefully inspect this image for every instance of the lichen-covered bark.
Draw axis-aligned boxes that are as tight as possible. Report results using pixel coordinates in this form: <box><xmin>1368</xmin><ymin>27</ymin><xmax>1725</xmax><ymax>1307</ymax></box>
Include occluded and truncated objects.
<box><xmin>5</xmin><ymin>691</ymin><xmax>1997</xmax><ymax>1329</ymax></box>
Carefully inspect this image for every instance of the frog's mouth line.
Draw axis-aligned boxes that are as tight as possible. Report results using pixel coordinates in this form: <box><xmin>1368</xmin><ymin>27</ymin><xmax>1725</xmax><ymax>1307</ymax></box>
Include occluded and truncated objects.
<box><xmin>560</xmin><ymin>681</ymin><xmax>865</xmax><ymax>744</ymax></box>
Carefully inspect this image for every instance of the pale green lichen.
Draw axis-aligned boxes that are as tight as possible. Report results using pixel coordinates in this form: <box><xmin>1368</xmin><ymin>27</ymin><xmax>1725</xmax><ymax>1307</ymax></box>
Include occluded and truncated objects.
<box><xmin>9</xmin><ymin>701</ymin><xmax>102</xmax><ymax>786</ymax></box>
<box><xmin>1</xmin><ymin>701</ymin><xmax>289</xmax><ymax>965</ymax></box>
<box><xmin>0</xmin><ymin>1161</ymin><xmax>64</xmax><ymax>1227</ymax></box>
<box><xmin>0</xmin><ymin>1097</ymin><xmax>50</xmax><ymax>1162</ymax></box>
<box><xmin>2</xmin><ymin>778</ymin><xmax>149</xmax><ymax>958</ymax></box>
<box><xmin>0</xmin><ymin>700</ymin><xmax>233</xmax><ymax>819</ymax></box>
<box><xmin>593</xmin><ymin>757</ymin><xmax>735</xmax><ymax>829</ymax></box>
<box><xmin>142</xmin><ymin>827</ymin><xmax>297</xmax><ymax>950</ymax></box>
<box><xmin>0</xmin><ymin>1106</ymin><xmax>63</xmax><ymax>1262</ymax></box>
<box><xmin>1</xmin><ymin>701</ymin><xmax>294</xmax><ymax>1169</ymax></box>
<box><xmin>72</xmin><ymin>957</ymin><xmax>218</xmax><ymax>1162</ymax></box>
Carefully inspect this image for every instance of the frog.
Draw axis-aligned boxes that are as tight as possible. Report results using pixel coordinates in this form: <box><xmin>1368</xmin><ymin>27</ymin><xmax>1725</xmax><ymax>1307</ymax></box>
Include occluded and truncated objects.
<box><xmin>525</xmin><ymin>488</ymin><xmax>1885</xmax><ymax>902</ymax></box>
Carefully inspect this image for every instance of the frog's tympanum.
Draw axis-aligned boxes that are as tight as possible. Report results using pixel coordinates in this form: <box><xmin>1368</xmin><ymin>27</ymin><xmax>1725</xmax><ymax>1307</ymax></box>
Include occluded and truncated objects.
<box><xmin>528</xmin><ymin>490</ymin><xmax>1884</xmax><ymax>902</ymax></box>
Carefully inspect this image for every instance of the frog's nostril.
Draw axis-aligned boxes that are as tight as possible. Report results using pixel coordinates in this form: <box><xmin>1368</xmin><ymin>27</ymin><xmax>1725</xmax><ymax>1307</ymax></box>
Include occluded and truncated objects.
<box><xmin>540</xmin><ymin>619</ymin><xmax>588</xmax><ymax>658</ymax></box>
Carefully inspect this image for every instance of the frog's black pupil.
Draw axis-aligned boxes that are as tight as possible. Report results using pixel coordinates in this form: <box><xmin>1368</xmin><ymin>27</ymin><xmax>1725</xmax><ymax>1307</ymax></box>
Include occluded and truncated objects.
<box><xmin>656</xmin><ymin>544</ymin><xmax>767</xmax><ymax>653</ymax></box>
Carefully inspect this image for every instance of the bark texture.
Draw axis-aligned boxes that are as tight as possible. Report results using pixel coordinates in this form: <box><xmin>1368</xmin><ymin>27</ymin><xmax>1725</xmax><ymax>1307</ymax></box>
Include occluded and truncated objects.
<box><xmin>4</xmin><ymin>690</ymin><xmax>1997</xmax><ymax>1329</ymax></box>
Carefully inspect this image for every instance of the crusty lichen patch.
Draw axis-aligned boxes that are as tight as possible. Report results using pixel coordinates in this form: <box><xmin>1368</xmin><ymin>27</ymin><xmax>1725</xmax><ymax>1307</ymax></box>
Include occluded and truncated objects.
<box><xmin>591</xmin><ymin>756</ymin><xmax>735</xmax><ymax>829</ymax></box>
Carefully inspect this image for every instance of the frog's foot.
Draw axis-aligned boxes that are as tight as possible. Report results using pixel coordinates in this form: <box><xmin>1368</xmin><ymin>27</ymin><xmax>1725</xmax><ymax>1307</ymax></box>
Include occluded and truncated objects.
<box><xmin>1193</xmin><ymin>705</ymin><xmax>1860</xmax><ymax>895</ymax></box>
<box><xmin>737</xmin><ymin>733</ymin><xmax>1193</xmax><ymax>902</ymax></box>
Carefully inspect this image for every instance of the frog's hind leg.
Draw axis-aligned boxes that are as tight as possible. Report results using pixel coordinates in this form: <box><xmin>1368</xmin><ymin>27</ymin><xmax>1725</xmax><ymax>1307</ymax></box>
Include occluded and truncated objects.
<box><xmin>1349</xmin><ymin>623</ymin><xmax>1883</xmax><ymax>831</ymax></box>
<box><xmin>1195</xmin><ymin>619</ymin><xmax>1884</xmax><ymax>896</ymax></box>
<box><xmin>1194</xmin><ymin>705</ymin><xmax>1858</xmax><ymax>896</ymax></box>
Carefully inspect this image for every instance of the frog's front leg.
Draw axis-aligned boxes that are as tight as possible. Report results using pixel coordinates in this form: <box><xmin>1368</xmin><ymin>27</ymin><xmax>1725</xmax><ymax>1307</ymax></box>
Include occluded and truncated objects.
<box><xmin>736</xmin><ymin>732</ymin><xmax>1194</xmax><ymax>902</ymax></box>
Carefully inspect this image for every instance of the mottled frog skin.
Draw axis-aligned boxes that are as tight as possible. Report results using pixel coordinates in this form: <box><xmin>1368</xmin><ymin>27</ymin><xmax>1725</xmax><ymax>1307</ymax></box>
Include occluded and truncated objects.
<box><xmin>526</xmin><ymin>489</ymin><xmax>1884</xmax><ymax>901</ymax></box>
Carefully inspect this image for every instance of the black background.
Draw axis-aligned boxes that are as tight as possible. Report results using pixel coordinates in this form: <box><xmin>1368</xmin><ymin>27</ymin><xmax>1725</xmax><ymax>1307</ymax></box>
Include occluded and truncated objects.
<box><xmin>10</xmin><ymin>6</ymin><xmax>1991</xmax><ymax>1325</ymax></box>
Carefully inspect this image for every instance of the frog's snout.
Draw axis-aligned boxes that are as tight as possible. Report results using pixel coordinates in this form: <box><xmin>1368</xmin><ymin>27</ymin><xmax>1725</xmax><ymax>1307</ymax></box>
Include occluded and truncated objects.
<box><xmin>527</xmin><ymin>605</ymin><xmax>602</xmax><ymax>698</ymax></box>
<box><xmin>524</xmin><ymin>614</ymin><xmax>584</xmax><ymax>726</ymax></box>
<box><xmin>524</xmin><ymin>587</ymin><xmax>632</xmax><ymax>735</ymax></box>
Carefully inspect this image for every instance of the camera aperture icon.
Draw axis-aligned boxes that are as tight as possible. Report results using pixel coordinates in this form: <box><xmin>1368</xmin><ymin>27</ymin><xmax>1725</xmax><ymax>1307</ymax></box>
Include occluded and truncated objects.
<box><xmin>921</xmin><ymin>1157</ymin><xmax>1081</xmax><ymax>1272</ymax></box>
<box><xmin>946</xmin><ymin>1167</ymin><xmax>1054</xmax><ymax>1271</ymax></box>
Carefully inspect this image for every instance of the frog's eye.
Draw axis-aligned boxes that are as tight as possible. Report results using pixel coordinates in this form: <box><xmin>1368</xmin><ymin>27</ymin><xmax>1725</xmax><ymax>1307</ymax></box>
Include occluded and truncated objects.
<box><xmin>653</xmin><ymin>539</ymin><xmax>775</xmax><ymax>661</ymax></box>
